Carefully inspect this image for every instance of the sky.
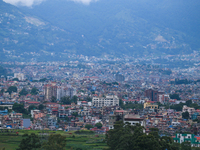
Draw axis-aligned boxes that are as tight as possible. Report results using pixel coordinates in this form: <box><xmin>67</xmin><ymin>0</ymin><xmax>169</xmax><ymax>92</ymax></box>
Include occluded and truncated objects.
<box><xmin>3</xmin><ymin>0</ymin><xmax>98</xmax><ymax>6</ymax></box>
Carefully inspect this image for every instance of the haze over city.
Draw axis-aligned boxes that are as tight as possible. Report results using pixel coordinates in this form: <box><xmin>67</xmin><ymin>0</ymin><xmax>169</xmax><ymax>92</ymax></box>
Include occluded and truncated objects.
<box><xmin>0</xmin><ymin>0</ymin><xmax>200</xmax><ymax>149</ymax></box>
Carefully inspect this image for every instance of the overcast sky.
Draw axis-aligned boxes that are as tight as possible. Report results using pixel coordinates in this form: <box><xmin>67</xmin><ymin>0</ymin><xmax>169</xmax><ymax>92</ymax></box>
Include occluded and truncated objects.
<box><xmin>3</xmin><ymin>0</ymin><xmax>98</xmax><ymax>6</ymax></box>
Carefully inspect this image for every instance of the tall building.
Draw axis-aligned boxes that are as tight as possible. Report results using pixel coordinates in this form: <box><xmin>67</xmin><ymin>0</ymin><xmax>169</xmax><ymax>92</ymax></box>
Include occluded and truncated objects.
<box><xmin>145</xmin><ymin>89</ymin><xmax>164</xmax><ymax>101</ymax></box>
<box><xmin>44</xmin><ymin>84</ymin><xmax>57</xmax><ymax>100</ymax></box>
<box><xmin>92</xmin><ymin>95</ymin><xmax>119</xmax><ymax>107</ymax></box>
<box><xmin>57</xmin><ymin>86</ymin><xmax>76</xmax><ymax>100</ymax></box>
<box><xmin>115</xmin><ymin>73</ymin><xmax>125</xmax><ymax>82</ymax></box>
<box><xmin>14</xmin><ymin>73</ymin><xmax>25</xmax><ymax>81</ymax></box>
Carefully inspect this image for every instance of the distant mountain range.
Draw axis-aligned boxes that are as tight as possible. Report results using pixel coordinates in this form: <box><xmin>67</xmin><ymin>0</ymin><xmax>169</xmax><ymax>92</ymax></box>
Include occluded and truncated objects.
<box><xmin>1</xmin><ymin>0</ymin><xmax>200</xmax><ymax>61</ymax></box>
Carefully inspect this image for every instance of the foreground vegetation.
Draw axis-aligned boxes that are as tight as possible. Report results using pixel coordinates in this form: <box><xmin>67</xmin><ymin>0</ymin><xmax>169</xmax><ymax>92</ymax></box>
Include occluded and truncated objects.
<box><xmin>0</xmin><ymin>130</ymin><xmax>107</xmax><ymax>150</ymax></box>
<box><xmin>1</xmin><ymin>123</ymin><xmax>200</xmax><ymax>150</ymax></box>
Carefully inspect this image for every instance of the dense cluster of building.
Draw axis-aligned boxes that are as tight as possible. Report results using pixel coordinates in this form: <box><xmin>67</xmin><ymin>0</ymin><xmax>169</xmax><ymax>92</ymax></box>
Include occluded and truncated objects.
<box><xmin>0</xmin><ymin>59</ymin><xmax>200</xmax><ymax>147</ymax></box>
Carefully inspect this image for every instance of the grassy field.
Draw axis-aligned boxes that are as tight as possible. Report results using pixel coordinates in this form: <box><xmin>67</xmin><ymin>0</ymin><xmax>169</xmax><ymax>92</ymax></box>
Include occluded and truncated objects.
<box><xmin>0</xmin><ymin>130</ymin><xmax>108</xmax><ymax>150</ymax></box>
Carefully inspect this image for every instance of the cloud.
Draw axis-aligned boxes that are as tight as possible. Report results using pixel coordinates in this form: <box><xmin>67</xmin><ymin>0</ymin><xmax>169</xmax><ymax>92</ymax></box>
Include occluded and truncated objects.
<box><xmin>71</xmin><ymin>0</ymin><xmax>98</xmax><ymax>5</ymax></box>
<box><xmin>3</xmin><ymin>0</ymin><xmax>44</xmax><ymax>7</ymax></box>
<box><xmin>3</xmin><ymin>0</ymin><xmax>98</xmax><ymax>7</ymax></box>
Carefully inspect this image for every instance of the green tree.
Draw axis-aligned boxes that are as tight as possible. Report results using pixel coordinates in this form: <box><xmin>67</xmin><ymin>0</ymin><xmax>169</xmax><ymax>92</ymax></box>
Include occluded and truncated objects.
<box><xmin>16</xmin><ymin>133</ymin><xmax>41</xmax><ymax>150</ymax></box>
<box><xmin>85</xmin><ymin>124</ymin><xmax>93</xmax><ymax>130</ymax></box>
<box><xmin>28</xmin><ymin>105</ymin><xmax>37</xmax><ymax>113</ymax></box>
<box><xmin>51</xmin><ymin>96</ymin><xmax>57</xmax><ymax>102</ymax></box>
<box><xmin>137</xmin><ymin>134</ymin><xmax>160</xmax><ymax>150</ymax></box>
<box><xmin>171</xmin><ymin>103</ymin><xmax>184</xmax><ymax>111</ymax></box>
<box><xmin>12</xmin><ymin>78</ymin><xmax>19</xmax><ymax>81</ymax></box>
<box><xmin>38</xmin><ymin>104</ymin><xmax>44</xmax><ymax>110</ymax></box>
<box><xmin>182</xmin><ymin>111</ymin><xmax>190</xmax><ymax>119</ymax></box>
<box><xmin>6</xmin><ymin>86</ymin><xmax>17</xmax><ymax>95</ymax></box>
<box><xmin>39</xmin><ymin>78</ymin><xmax>47</xmax><ymax>82</ymax></box>
<box><xmin>85</xmin><ymin>96</ymin><xmax>92</xmax><ymax>102</ymax></box>
<box><xmin>186</xmin><ymin>100</ymin><xmax>192</xmax><ymax>106</ymax></box>
<box><xmin>30</xmin><ymin>87</ymin><xmax>39</xmax><ymax>95</ymax></box>
<box><xmin>71</xmin><ymin>96</ymin><xmax>78</xmax><ymax>104</ymax></box>
<box><xmin>0</xmin><ymin>66</ymin><xmax>7</xmax><ymax>76</ymax></box>
<box><xmin>19</xmin><ymin>88</ymin><xmax>28</xmax><ymax>96</ymax></box>
<box><xmin>61</xmin><ymin>96</ymin><xmax>71</xmax><ymax>104</ymax></box>
<box><xmin>170</xmin><ymin>94</ymin><xmax>181</xmax><ymax>100</ymax></box>
<box><xmin>95</xmin><ymin>122</ymin><xmax>102</xmax><ymax>129</ymax></box>
<box><xmin>72</xmin><ymin>112</ymin><xmax>78</xmax><ymax>117</ymax></box>
<box><xmin>119</xmin><ymin>99</ymin><xmax>124</xmax><ymax>107</ymax></box>
<box><xmin>106</xmin><ymin>121</ymin><xmax>179</xmax><ymax>150</ymax></box>
<box><xmin>42</xmin><ymin>134</ymin><xmax>66</xmax><ymax>150</ymax></box>
<box><xmin>12</xmin><ymin>103</ymin><xmax>28</xmax><ymax>114</ymax></box>
<box><xmin>181</xmin><ymin>141</ymin><xmax>191</xmax><ymax>150</ymax></box>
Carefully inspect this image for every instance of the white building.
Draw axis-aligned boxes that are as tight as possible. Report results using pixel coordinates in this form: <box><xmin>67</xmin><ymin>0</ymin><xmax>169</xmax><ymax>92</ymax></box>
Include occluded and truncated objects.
<box><xmin>182</xmin><ymin>105</ymin><xmax>195</xmax><ymax>115</ymax></box>
<box><xmin>123</xmin><ymin>114</ymin><xmax>146</xmax><ymax>128</ymax></box>
<box><xmin>92</xmin><ymin>95</ymin><xmax>119</xmax><ymax>107</ymax></box>
<box><xmin>14</xmin><ymin>73</ymin><xmax>25</xmax><ymax>81</ymax></box>
<box><xmin>57</xmin><ymin>86</ymin><xmax>76</xmax><ymax>100</ymax></box>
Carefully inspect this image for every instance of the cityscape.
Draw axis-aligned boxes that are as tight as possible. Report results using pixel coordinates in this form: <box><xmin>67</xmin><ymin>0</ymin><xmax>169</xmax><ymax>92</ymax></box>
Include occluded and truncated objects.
<box><xmin>1</xmin><ymin>0</ymin><xmax>200</xmax><ymax>149</ymax></box>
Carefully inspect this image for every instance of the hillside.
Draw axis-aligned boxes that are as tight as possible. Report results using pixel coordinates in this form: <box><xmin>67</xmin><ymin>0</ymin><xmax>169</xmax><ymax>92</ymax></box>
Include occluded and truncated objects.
<box><xmin>0</xmin><ymin>0</ymin><xmax>81</xmax><ymax>61</ymax></box>
<box><xmin>1</xmin><ymin>0</ymin><xmax>200</xmax><ymax>61</ymax></box>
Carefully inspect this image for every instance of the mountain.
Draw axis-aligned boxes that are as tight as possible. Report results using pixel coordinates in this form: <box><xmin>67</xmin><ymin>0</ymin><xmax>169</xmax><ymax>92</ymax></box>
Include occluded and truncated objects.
<box><xmin>1</xmin><ymin>0</ymin><xmax>200</xmax><ymax>61</ymax></box>
<box><xmin>0</xmin><ymin>0</ymin><xmax>82</xmax><ymax>61</ymax></box>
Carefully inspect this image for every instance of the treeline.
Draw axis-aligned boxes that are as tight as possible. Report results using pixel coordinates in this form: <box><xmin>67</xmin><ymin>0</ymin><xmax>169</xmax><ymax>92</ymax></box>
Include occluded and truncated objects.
<box><xmin>15</xmin><ymin>133</ymin><xmax>66</xmax><ymax>150</ymax></box>
<box><xmin>170</xmin><ymin>79</ymin><xmax>200</xmax><ymax>85</ymax></box>
<box><xmin>166</xmin><ymin>100</ymin><xmax>200</xmax><ymax>112</ymax></box>
<box><xmin>119</xmin><ymin>99</ymin><xmax>143</xmax><ymax>110</ymax></box>
<box><xmin>0</xmin><ymin>66</ymin><xmax>7</xmax><ymax>76</ymax></box>
<box><xmin>106</xmin><ymin>121</ymin><xmax>192</xmax><ymax>150</ymax></box>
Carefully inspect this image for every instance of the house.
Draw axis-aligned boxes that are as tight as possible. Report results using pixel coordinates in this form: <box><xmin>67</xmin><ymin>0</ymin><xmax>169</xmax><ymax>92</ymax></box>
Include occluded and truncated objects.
<box><xmin>108</xmin><ymin>110</ymin><xmax>129</xmax><ymax>130</ymax></box>
<box><xmin>173</xmin><ymin>133</ymin><xmax>200</xmax><ymax>147</ymax></box>
<box><xmin>123</xmin><ymin>114</ymin><xmax>146</xmax><ymax>129</ymax></box>
<box><xmin>182</xmin><ymin>105</ymin><xmax>195</xmax><ymax>115</ymax></box>
<box><xmin>92</xmin><ymin>95</ymin><xmax>119</xmax><ymax>107</ymax></box>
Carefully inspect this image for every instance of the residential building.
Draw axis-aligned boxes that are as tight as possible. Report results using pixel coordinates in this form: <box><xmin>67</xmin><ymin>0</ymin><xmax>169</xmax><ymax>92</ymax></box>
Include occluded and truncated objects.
<box><xmin>123</xmin><ymin>114</ymin><xmax>146</xmax><ymax>129</ymax></box>
<box><xmin>14</xmin><ymin>73</ymin><xmax>25</xmax><ymax>81</ymax></box>
<box><xmin>44</xmin><ymin>84</ymin><xmax>57</xmax><ymax>100</ymax></box>
<box><xmin>173</xmin><ymin>133</ymin><xmax>200</xmax><ymax>147</ymax></box>
<box><xmin>92</xmin><ymin>95</ymin><xmax>119</xmax><ymax>107</ymax></box>
<box><xmin>145</xmin><ymin>89</ymin><xmax>164</xmax><ymax>102</ymax></box>
<box><xmin>182</xmin><ymin>105</ymin><xmax>195</xmax><ymax>115</ymax></box>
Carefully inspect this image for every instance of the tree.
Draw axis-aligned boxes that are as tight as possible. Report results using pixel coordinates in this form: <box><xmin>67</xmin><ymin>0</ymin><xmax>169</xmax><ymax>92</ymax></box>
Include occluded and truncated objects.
<box><xmin>182</xmin><ymin>111</ymin><xmax>190</xmax><ymax>119</ymax></box>
<box><xmin>71</xmin><ymin>96</ymin><xmax>78</xmax><ymax>104</ymax></box>
<box><xmin>95</xmin><ymin>122</ymin><xmax>102</xmax><ymax>129</ymax></box>
<box><xmin>12</xmin><ymin>103</ymin><xmax>28</xmax><ymax>114</ymax></box>
<box><xmin>12</xmin><ymin>78</ymin><xmax>19</xmax><ymax>81</ymax></box>
<box><xmin>19</xmin><ymin>88</ymin><xmax>28</xmax><ymax>96</ymax></box>
<box><xmin>30</xmin><ymin>87</ymin><xmax>39</xmax><ymax>95</ymax></box>
<box><xmin>38</xmin><ymin>104</ymin><xmax>44</xmax><ymax>110</ymax></box>
<box><xmin>51</xmin><ymin>96</ymin><xmax>57</xmax><ymax>102</ymax></box>
<box><xmin>16</xmin><ymin>133</ymin><xmax>41</xmax><ymax>150</ymax></box>
<box><xmin>42</xmin><ymin>134</ymin><xmax>66</xmax><ymax>150</ymax></box>
<box><xmin>61</xmin><ymin>96</ymin><xmax>71</xmax><ymax>104</ymax></box>
<box><xmin>186</xmin><ymin>100</ymin><xmax>192</xmax><ymax>106</ymax></box>
<box><xmin>39</xmin><ymin>78</ymin><xmax>47</xmax><ymax>82</ymax></box>
<box><xmin>0</xmin><ymin>66</ymin><xmax>7</xmax><ymax>76</ymax></box>
<box><xmin>106</xmin><ymin>121</ymin><xmax>179</xmax><ymax>150</ymax></box>
<box><xmin>85</xmin><ymin>96</ymin><xmax>92</xmax><ymax>102</ymax></box>
<box><xmin>119</xmin><ymin>99</ymin><xmax>124</xmax><ymax>107</ymax></box>
<box><xmin>170</xmin><ymin>103</ymin><xmax>184</xmax><ymax>111</ymax></box>
<box><xmin>181</xmin><ymin>142</ymin><xmax>191</xmax><ymax>150</ymax></box>
<box><xmin>136</xmin><ymin>134</ymin><xmax>160</xmax><ymax>150</ymax></box>
<box><xmin>6</xmin><ymin>86</ymin><xmax>17</xmax><ymax>95</ymax></box>
<box><xmin>85</xmin><ymin>124</ymin><xmax>93</xmax><ymax>130</ymax></box>
<box><xmin>28</xmin><ymin>105</ymin><xmax>37</xmax><ymax>113</ymax></box>
<box><xmin>170</xmin><ymin>94</ymin><xmax>181</xmax><ymax>100</ymax></box>
<box><xmin>72</xmin><ymin>112</ymin><xmax>78</xmax><ymax>117</ymax></box>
